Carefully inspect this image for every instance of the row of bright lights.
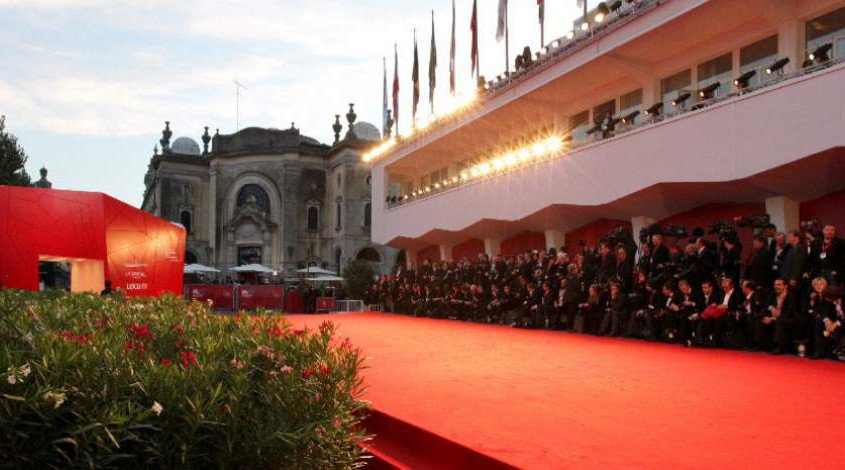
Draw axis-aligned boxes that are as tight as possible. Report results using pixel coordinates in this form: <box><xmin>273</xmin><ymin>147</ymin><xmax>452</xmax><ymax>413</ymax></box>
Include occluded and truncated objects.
<box><xmin>399</xmin><ymin>135</ymin><xmax>564</xmax><ymax>200</ymax></box>
<box><xmin>362</xmin><ymin>90</ymin><xmax>478</xmax><ymax>163</ymax></box>
<box><xmin>365</xmin><ymin>2</ymin><xmax>638</xmax><ymax>164</ymax></box>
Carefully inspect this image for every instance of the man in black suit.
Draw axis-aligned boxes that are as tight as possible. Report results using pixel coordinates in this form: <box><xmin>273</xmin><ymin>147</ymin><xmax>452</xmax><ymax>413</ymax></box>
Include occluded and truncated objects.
<box><xmin>697</xmin><ymin>279</ymin><xmax>723</xmax><ymax>346</ymax></box>
<box><xmin>780</xmin><ymin>230</ymin><xmax>808</xmax><ymax>289</ymax></box>
<box><xmin>756</xmin><ymin>278</ymin><xmax>798</xmax><ymax>353</ymax></box>
<box><xmin>597</xmin><ymin>242</ymin><xmax>617</xmax><ymax>285</ymax></box>
<box><xmin>744</xmin><ymin>236</ymin><xmax>773</xmax><ymax>293</ymax></box>
<box><xmin>770</xmin><ymin>233</ymin><xmax>790</xmax><ymax>286</ymax></box>
<box><xmin>738</xmin><ymin>280</ymin><xmax>767</xmax><ymax>349</ymax></box>
<box><xmin>649</xmin><ymin>234</ymin><xmax>671</xmax><ymax>281</ymax></box>
<box><xmin>614</xmin><ymin>246</ymin><xmax>634</xmax><ymax>292</ymax></box>
<box><xmin>676</xmin><ymin>279</ymin><xmax>704</xmax><ymax>346</ymax></box>
<box><xmin>810</xmin><ymin>225</ymin><xmax>845</xmax><ymax>285</ymax></box>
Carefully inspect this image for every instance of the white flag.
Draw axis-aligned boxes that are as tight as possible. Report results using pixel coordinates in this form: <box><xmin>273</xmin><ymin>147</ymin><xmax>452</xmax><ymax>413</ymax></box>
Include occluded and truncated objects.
<box><xmin>496</xmin><ymin>0</ymin><xmax>507</xmax><ymax>41</ymax></box>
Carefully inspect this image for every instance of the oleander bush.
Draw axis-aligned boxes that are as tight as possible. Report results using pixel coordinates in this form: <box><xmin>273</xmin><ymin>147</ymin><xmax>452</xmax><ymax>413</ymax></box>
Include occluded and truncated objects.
<box><xmin>0</xmin><ymin>289</ymin><xmax>369</xmax><ymax>469</ymax></box>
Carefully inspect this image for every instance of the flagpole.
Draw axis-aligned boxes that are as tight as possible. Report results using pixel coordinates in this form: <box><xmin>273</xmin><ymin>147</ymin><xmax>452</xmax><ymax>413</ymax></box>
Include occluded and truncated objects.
<box><xmin>505</xmin><ymin>1</ymin><xmax>509</xmax><ymax>74</ymax></box>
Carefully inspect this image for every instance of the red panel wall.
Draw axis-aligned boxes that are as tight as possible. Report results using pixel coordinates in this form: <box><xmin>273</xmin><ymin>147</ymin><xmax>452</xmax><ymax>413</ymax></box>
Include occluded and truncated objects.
<box><xmin>565</xmin><ymin>219</ymin><xmax>631</xmax><ymax>256</ymax></box>
<box><xmin>416</xmin><ymin>245</ymin><xmax>441</xmax><ymax>266</ymax></box>
<box><xmin>501</xmin><ymin>231</ymin><xmax>546</xmax><ymax>256</ymax></box>
<box><xmin>800</xmin><ymin>189</ymin><xmax>845</xmax><ymax>232</ymax></box>
<box><xmin>0</xmin><ymin>186</ymin><xmax>184</xmax><ymax>297</ymax></box>
<box><xmin>453</xmin><ymin>238</ymin><xmax>485</xmax><ymax>261</ymax></box>
<box><xmin>0</xmin><ymin>186</ymin><xmax>105</xmax><ymax>290</ymax></box>
<box><xmin>103</xmin><ymin>196</ymin><xmax>185</xmax><ymax>297</ymax></box>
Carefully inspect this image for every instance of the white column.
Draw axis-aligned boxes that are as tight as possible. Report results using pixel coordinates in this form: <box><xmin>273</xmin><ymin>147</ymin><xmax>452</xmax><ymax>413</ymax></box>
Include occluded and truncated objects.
<box><xmin>439</xmin><ymin>244</ymin><xmax>454</xmax><ymax>262</ymax></box>
<box><xmin>630</xmin><ymin>216</ymin><xmax>655</xmax><ymax>261</ymax></box>
<box><xmin>778</xmin><ymin>20</ymin><xmax>805</xmax><ymax>72</ymax></box>
<box><xmin>765</xmin><ymin>196</ymin><xmax>800</xmax><ymax>233</ymax></box>
<box><xmin>208</xmin><ymin>166</ymin><xmax>218</xmax><ymax>264</ymax></box>
<box><xmin>483</xmin><ymin>238</ymin><xmax>502</xmax><ymax>258</ymax></box>
<box><xmin>543</xmin><ymin>229</ymin><xmax>566</xmax><ymax>251</ymax></box>
<box><xmin>405</xmin><ymin>248</ymin><xmax>418</xmax><ymax>270</ymax></box>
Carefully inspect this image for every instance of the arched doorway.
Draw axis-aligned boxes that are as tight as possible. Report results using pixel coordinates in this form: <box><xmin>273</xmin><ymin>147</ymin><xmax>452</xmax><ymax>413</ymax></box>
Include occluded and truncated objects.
<box><xmin>356</xmin><ymin>247</ymin><xmax>381</xmax><ymax>263</ymax></box>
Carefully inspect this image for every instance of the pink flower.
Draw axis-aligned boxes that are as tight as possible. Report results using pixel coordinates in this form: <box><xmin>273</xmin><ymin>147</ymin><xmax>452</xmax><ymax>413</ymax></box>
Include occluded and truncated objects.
<box><xmin>280</xmin><ymin>365</ymin><xmax>293</xmax><ymax>374</ymax></box>
<box><xmin>230</xmin><ymin>358</ymin><xmax>245</xmax><ymax>369</ymax></box>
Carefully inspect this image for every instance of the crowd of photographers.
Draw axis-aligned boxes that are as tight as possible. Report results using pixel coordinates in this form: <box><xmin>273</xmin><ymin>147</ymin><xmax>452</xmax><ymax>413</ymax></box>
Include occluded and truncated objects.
<box><xmin>366</xmin><ymin>220</ymin><xmax>845</xmax><ymax>359</ymax></box>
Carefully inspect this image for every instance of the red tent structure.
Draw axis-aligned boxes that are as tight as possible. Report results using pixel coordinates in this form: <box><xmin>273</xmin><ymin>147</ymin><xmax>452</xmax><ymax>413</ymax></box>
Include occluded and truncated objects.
<box><xmin>0</xmin><ymin>185</ymin><xmax>185</xmax><ymax>297</ymax></box>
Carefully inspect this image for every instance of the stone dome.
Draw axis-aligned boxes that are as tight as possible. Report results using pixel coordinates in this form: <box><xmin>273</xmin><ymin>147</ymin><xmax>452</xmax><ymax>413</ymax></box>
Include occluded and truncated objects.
<box><xmin>353</xmin><ymin>121</ymin><xmax>381</xmax><ymax>141</ymax></box>
<box><xmin>171</xmin><ymin>137</ymin><xmax>201</xmax><ymax>156</ymax></box>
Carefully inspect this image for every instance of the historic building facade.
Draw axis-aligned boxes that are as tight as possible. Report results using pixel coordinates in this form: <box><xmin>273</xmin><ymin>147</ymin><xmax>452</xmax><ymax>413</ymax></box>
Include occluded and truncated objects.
<box><xmin>141</xmin><ymin>105</ymin><xmax>398</xmax><ymax>275</ymax></box>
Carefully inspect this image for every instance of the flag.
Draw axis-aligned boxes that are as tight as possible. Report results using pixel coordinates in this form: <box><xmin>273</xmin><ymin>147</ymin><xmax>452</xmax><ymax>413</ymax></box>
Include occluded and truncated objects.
<box><xmin>496</xmin><ymin>0</ymin><xmax>507</xmax><ymax>41</ymax></box>
<box><xmin>382</xmin><ymin>56</ymin><xmax>388</xmax><ymax>136</ymax></box>
<box><xmin>470</xmin><ymin>0</ymin><xmax>479</xmax><ymax>77</ymax></box>
<box><xmin>393</xmin><ymin>44</ymin><xmax>399</xmax><ymax>134</ymax></box>
<box><xmin>412</xmin><ymin>31</ymin><xmax>420</xmax><ymax>123</ymax></box>
<box><xmin>449</xmin><ymin>0</ymin><xmax>456</xmax><ymax>95</ymax></box>
<box><xmin>429</xmin><ymin>11</ymin><xmax>437</xmax><ymax>112</ymax></box>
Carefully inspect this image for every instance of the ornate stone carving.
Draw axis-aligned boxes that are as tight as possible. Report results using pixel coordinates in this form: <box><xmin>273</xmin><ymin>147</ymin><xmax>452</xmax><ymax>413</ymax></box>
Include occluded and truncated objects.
<box><xmin>202</xmin><ymin>127</ymin><xmax>211</xmax><ymax>155</ymax></box>
<box><xmin>160</xmin><ymin>121</ymin><xmax>172</xmax><ymax>154</ymax></box>
<box><xmin>332</xmin><ymin>115</ymin><xmax>342</xmax><ymax>144</ymax></box>
<box><xmin>345</xmin><ymin>103</ymin><xmax>357</xmax><ymax>138</ymax></box>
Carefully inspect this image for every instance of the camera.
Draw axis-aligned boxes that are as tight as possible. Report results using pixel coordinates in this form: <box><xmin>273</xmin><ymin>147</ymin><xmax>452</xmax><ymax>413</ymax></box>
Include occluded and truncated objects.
<box><xmin>662</xmin><ymin>224</ymin><xmax>689</xmax><ymax>239</ymax></box>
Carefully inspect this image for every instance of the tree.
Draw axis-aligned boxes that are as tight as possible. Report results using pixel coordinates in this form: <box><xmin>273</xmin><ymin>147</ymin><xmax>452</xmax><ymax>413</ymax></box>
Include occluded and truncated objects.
<box><xmin>342</xmin><ymin>259</ymin><xmax>376</xmax><ymax>300</ymax></box>
<box><xmin>0</xmin><ymin>129</ymin><xmax>31</xmax><ymax>186</ymax></box>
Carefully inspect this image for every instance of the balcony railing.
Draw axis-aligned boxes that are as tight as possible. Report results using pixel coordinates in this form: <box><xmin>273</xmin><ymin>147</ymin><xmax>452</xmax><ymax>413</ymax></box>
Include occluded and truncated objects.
<box><xmin>386</xmin><ymin>56</ymin><xmax>845</xmax><ymax>210</ymax></box>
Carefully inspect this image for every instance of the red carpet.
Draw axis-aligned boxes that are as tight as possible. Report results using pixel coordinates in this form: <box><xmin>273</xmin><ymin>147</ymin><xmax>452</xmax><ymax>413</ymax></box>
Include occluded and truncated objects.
<box><xmin>288</xmin><ymin>312</ymin><xmax>845</xmax><ymax>469</ymax></box>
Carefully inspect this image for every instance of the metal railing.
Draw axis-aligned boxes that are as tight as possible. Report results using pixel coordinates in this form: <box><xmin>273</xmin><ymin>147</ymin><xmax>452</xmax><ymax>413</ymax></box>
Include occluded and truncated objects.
<box><xmin>386</xmin><ymin>56</ymin><xmax>845</xmax><ymax>210</ymax></box>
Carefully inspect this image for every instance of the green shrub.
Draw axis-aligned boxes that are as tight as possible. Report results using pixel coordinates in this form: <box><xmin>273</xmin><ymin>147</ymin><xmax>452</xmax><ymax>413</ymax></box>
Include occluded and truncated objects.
<box><xmin>0</xmin><ymin>289</ymin><xmax>369</xmax><ymax>469</ymax></box>
<box><xmin>342</xmin><ymin>261</ymin><xmax>376</xmax><ymax>300</ymax></box>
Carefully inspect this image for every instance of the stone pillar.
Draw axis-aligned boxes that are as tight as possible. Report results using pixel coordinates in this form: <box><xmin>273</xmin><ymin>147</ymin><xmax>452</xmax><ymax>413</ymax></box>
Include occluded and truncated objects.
<box><xmin>439</xmin><ymin>244</ymin><xmax>454</xmax><ymax>262</ymax></box>
<box><xmin>262</xmin><ymin>231</ymin><xmax>272</xmax><ymax>268</ymax></box>
<box><xmin>778</xmin><ymin>20</ymin><xmax>805</xmax><ymax>72</ymax></box>
<box><xmin>641</xmin><ymin>78</ymin><xmax>661</xmax><ymax>108</ymax></box>
<box><xmin>543</xmin><ymin>229</ymin><xmax>567</xmax><ymax>251</ymax></box>
<box><xmin>483</xmin><ymin>237</ymin><xmax>502</xmax><ymax>258</ymax></box>
<box><xmin>208</xmin><ymin>166</ymin><xmax>218</xmax><ymax>264</ymax></box>
<box><xmin>765</xmin><ymin>196</ymin><xmax>800</xmax><ymax>233</ymax></box>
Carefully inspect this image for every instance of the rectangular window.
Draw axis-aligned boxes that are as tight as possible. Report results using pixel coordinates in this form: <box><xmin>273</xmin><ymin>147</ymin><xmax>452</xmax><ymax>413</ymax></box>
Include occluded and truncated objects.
<box><xmin>661</xmin><ymin>69</ymin><xmax>691</xmax><ymax>111</ymax></box>
<box><xmin>740</xmin><ymin>35</ymin><xmax>778</xmax><ymax>87</ymax></box>
<box><xmin>567</xmin><ymin>110</ymin><xmax>589</xmax><ymax>143</ymax></box>
<box><xmin>336</xmin><ymin>204</ymin><xmax>342</xmax><ymax>230</ymax></box>
<box><xmin>697</xmin><ymin>53</ymin><xmax>732</xmax><ymax>99</ymax></box>
<box><xmin>592</xmin><ymin>100</ymin><xmax>616</xmax><ymax>123</ymax></box>
<box><xmin>619</xmin><ymin>89</ymin><xmax>643</xmax><ymax>124</ymax></box>
<box><xmin>807</xmin><ymin>7</ymin><xmax>845</xmax><ymax>59</ymax></box>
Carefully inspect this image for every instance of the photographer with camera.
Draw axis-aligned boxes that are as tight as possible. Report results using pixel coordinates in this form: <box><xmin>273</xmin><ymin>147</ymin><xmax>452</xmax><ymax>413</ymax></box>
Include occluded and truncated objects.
<box><xmin>744</xmin><ymin>235</ymin><xmax>774</xmax><ymax>294</ymax></box>
<box><xmin>809</xmin><ymin>224</ymin><xmax>844</xmax><ymax>285</ymax></box>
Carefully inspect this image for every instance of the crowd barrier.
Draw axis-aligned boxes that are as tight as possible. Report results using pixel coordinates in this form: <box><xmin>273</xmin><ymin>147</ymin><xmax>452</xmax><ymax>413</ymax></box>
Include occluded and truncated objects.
<box><xmin>186</xmin><ymin>284</ymin><xmax>235</xmax><ymax>310</ymax></box>
<box><xmin>237</xmin><ymin>285</ymin><xmax>284</xmax><ymax>311</ymax></box>
<box><xmin>185</xmin><ymin>284</ymin><xmax>363</xmax><ymax>313</ymax></box>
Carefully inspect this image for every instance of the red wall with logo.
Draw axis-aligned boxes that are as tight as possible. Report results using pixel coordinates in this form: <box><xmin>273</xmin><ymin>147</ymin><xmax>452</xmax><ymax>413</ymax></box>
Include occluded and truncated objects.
<box><xmin>0</xmin><ymin>186</ymin><xmax>185</xmax><ymax>297</ymax></box>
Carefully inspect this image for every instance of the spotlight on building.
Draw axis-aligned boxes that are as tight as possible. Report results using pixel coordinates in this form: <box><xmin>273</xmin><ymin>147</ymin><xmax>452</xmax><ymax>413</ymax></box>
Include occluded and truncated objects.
<box><xmin>765</xmin><ymin>57</ymin><xmax>789</xmax><ymax>75</ymax></box>
<box><xmin>595</xmin><ymin>3</ymin><xmax>610</xmax><ymax>23</ymax></box>
<box><xmin>609</xmin><ymin>1</ymin><xmax>623</xmax><ymax>12</ymax></box>
<box><xmin>621</xmin><ymin>110</ymin><xmax>640</xmax><ymax>124</ymax></box>
<box><xmin>644</xmin><ymin>102</ymin><xmax>663</xmax><ymax>116</ymax></box>
<box><xmin>581</xmin><ymin>22</ymin><xmax>590</xmax><ymax>31</ymax></box>
<box><xmin>672</xmin><ymin>92</ymin><xmax>691</xmax><ymax>107</ymax></box>
<box><xmin>734</xmin><ymin>70</ymin><xmax>756</xmax><ymax>89</ymax></box>
<box><xmin>809</xmin><ymin>43</ymin><xmax>832</xmax><ymax>63</ymax></box>
<box><xmin>698</xmin><ymin>82</ymin><xmax>720</xmax><ymax>99</ymax></box>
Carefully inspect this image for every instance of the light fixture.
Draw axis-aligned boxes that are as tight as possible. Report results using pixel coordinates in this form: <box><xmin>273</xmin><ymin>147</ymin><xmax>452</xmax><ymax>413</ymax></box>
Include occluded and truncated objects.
<box><xmin>809</xmin><ymin>43</ymin><xmax>832</xmax><ymax>62</ymax></box>
<box><xmin>581</xmin><ymin>22</ymin><xmax>590</xmax><ymax>31</ymax></box>
<box><xmin>564</xmin><ymin>31</ymin><xmax>573</xmax><ymax>40</ymax></box>
<box><xmin>621</xmin><ymin>110</ymin><xmax>640</xmax><ymax>123</ymax></box>
<box><xmin>765</xmin><ymin>57</ymin><xmax>789</xmax><ymax>75</ymax></box>
<box><xmin>595</xmin><ymin>12</ymin><xmax>605</xmax><ymax>23</ymax></box>
<box><xmin>595</xmin><ymin>3</ymin><xmax>610</xmax><ymax>22</ymax></box>
<box><xmin>672</xmin><ymin>92</ymin><xmax>691</xmax><ymax>107</ymax></box>
<box><xmin>734</xmin><ymin>70</ymin><xmax>756</xmax><ymax>88</ymax></box>
<box><xmin>644</xmin><ymin>102</ymin><xmax>663</xmax><ymax>116</ymax></box>
<box><xmin>698</xmin><ymin>82</ymin><xmax>720</xmax><ymax>99</ymax></box>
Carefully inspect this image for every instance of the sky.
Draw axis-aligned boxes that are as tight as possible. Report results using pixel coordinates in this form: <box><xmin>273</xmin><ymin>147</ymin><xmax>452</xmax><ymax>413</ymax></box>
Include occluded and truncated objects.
<box><xmin>0</xmin><ymin>0</ymin><xmax>584</xmax><ymax>207</ymax></box>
